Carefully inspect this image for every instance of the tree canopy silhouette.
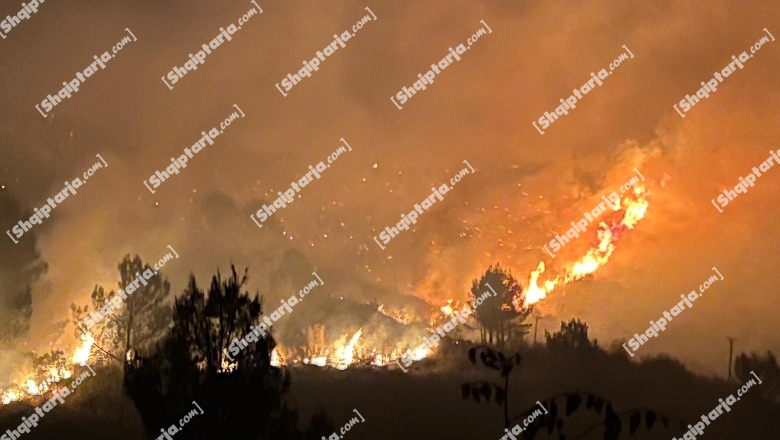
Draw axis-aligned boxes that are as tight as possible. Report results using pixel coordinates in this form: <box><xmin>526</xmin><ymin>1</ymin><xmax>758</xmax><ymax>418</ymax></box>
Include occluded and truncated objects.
<box><xmin>123</xmin><ymin>264</ymin><xmax>332</xmax><ymax>440</ymax></box>
<box><xmin>71</xmin><ymin>254</ymin><xmax>172</xmax><ymax>365</ymax></box>
<box><xmin>470</xmin><ymin>263</ymin><xmax>531</xmax><ymax>348</ymax></box>
<box><xmin>735</xmin><ymin>351</ymin><xmax>779</xmax><ymax>401</ymax></box>
<box><xmin>545</xmin><ymin>318</ymin><xmax>598</xmax><ymax>351</ymax></box>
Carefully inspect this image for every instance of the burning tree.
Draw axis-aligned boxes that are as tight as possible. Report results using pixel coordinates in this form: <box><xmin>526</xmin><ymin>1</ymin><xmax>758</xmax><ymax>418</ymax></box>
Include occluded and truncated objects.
<box><xmin>71</xmin><ymin>285</ymin><xmax>116</xmax><ymax>365</ymax></box>
<box><xmin>116</xmin><ymin>255</ymin><xmax>171</xmax><ymax>356</ymax></box>
<box><xmin>470</xmin><ymin>264</ymin><xmax>531</xmax><ymax>348</ymax></box>
<box><xmin>31</xmin><ymin>349</ymin><xmax>68</xmax><ymax>379</ymax></box>
<box><xmin>70</xmin><ymin>254</ymin><xmax>172</xmax><ymax>365</ymax></box>
<box><xmin>303</xmin><ymin>323</ymin><xmax>328</xmax><ymax>360</ymax></box>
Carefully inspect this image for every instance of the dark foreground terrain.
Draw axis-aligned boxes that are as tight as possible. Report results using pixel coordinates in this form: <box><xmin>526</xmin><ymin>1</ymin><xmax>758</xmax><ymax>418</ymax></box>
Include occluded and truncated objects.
<box><xmin>2</xmin><ymin>343</ymin><xmax>778</xmax><ymax>440</ymax></box>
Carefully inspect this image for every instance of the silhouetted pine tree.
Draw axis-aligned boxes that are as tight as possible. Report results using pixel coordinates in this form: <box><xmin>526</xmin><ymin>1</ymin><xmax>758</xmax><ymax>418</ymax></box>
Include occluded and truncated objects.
<box><xmin>124</xmin><ymin>265</ymin><xmax>333</xmax><ymax>439</ymax></box>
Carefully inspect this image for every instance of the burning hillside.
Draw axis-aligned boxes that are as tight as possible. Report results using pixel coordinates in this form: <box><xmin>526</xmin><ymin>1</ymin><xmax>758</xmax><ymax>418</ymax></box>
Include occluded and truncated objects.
<box><xmin>0</xmin><ymin>177</ymin><xmax>652</xmax><ymax>391</ymax></box>
<box><xmin>0</xmin><ymin>333</ymin><xmax>93</xmax><ymax>406</ymax></box>
<box><xmin>522</xmin><ymin>184</ymin><xmax>650</xmax><ymax>307</ymax></box>
<box><xmin>267</xmin><ymin>180</ymin><xmax>649</xmax><ymax>370</ymax></box>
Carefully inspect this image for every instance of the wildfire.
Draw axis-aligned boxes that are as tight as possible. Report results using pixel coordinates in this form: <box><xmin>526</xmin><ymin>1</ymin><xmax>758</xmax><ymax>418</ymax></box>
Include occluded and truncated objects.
<box><xmin>523</xmin><ymin>262</ymin><xmax>552</xmax><ymax>306</ymax></box>
<box><xmin>248</xmin><ymin>185</ymin><xmax>650</xmax><ymax>372</ymax></box>
<box><xmin>1</xmin><ymin>333</ymin><xmax>94</xmax><ymax>407</ymax></box>
<box><xmin>519</xmin><ymin>185</ymin><xmax>649</xmax><ymax>308</ymax></box>
<box><xmin>335</xmin><ymin>329</ymin><xmax>363</xmax><ymax>370</ymax></box>
<box><xmin>72</xmin><ymin>333</ymin><xmax>95</xmax><ymax>366</ymax></box>
<box><xmin>274</xmin><ymin>326</ymin><xmax>432</xmax><ymax>370</ymax></box>
<box><xmin>376</xmin><ymin>304</ymin><xmax>415</xmax><ymax>325</ymax></box>
<box><xmin>410</xmin><ymin>346</ymin><xmax>431</xmax><ymax>361</ymax></box>
<box><xmin>309</xmin><ymin>356</ymin><xmax>328</xmax><ymax>367</ymax></box>
<box><xmin>270</xmin><ymin>348</ymin><xmax>281</xmax><ymax>367</ymax></box>
<box><xmin>26</xmin><ymin>380</ymin><xmax>39</xmax><ymax>396</ymax></box>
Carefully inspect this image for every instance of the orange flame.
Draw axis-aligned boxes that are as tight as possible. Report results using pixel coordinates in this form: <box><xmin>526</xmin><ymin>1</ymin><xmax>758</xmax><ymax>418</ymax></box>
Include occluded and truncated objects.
<box><xmin>72</xmin><ymin>333</ymin><xmax>94</xmax><ymax>366</ymax></box>
<box><xmin>1</xmin><ymin>332</ymin><xmax>95</xmax><ymax>406</ymax></box>
<box><xmin>521</xmin><ymin>185</ymin><xmax>649</xmax><ymax>307</ymax></box>
<box><xmin>335</xmin><ymin>329</ymin><xmax>363</xmax><ymax>370</ymax></box>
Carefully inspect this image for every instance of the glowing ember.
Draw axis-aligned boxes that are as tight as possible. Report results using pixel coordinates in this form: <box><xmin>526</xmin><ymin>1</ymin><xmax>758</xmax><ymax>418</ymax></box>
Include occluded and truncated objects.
<box><xmin>220</xmin><ymin>357</ymin><xmax>236</xmax><ymax>373</ymax></box>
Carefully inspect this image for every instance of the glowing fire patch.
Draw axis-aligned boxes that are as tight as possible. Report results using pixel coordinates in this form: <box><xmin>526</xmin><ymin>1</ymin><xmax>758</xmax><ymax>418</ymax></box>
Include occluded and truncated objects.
<box><xmin>521</xmin><ymin>262</ymin><xmax>549</xmax><ymax>308</ymax></box>
<box><xmin>72</xmin><ymin>333</ymin><xmax>95</xmax><ymax>366</ymax></box>
<box><xmin>270</xmin><ymin>348</ymin><xmax>281</xmax><ymax>367</ymax></box>
<box><xmin>520</xmin><ymin>185</ymin><xmax>649</xmax><ymax>308</ymax></box>
<box><xmin>335</xmin><ymin>329</ymin><xmax>363</xmax><ymax>370</ymax></box>
<box><xmin>1</xmin><ymin>332</ymin><xmax>95</xmax><ymax>406</ymax></box>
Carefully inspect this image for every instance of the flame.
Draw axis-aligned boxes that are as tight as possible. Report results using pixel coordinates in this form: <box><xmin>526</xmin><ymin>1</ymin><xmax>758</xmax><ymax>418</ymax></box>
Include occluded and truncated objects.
<box><xmin>521</xmin><ymin>185</ymin><xmax>649</xmax><ymax>307</ymax></box>
<box><xmin>259</xmin><ymin>185</ymin><xmax>647</xmax><ymax>371</ymax></box>
<box><xmin>520</xmin><ymin>262</ymin><xmax>549</xmax><ymax>309</ymax></box>
<box><xmin>335</xmin><ymin>329</ymin><xmax>363</xmax><ymax>370</ymax></box>
<box><xmin>72</xmin><ymin>333</ymin><xmax>94</xmax><ymax>366</ymax></box>
<box><xmin>2</xmin><ymin>391</ymin><xmax>18</xmax><ymax>405</ymax></box>
<box><xmin>376</xmin><ymin>305</ymin><xmax>414</xmax><ymax>325</ymax></box>
<box><xmin>268</xmin><ymin>323</ymin><xmax>446</xmax><ymax>370</ymax></box>
<box><xmin>410</xmin><ymin>346</ymin><xmax>431</xmax><ymax>361</ymax></box>
<box><xmin>308</xmin><ymin>356</ymin><xmax>327</xmax><ymax>367</ymax></box>
<box><xmin>26</xmin><ymin>380</ymin><xmax>39</xmax><ymax>396</ymax></box>
<box><xmin>285</xmin><ymin>328</ymin><xmax>410</xmax><ymax>370</ymax></box>
<box><xmin>270</xmin><ymin>348</ymin><xmax>281</xmax><ymax>367</ymax></box>
<box><xmin>1</xmin><ymin>332</ymin><xmax>96</xmax><ymax>407</ymax></box>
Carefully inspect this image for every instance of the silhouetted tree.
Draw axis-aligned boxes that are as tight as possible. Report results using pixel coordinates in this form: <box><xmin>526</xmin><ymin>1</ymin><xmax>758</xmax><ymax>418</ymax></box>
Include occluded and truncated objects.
<box><xmin>512</xmin><ymin>392</ymin><xmax>681</xmax><ymax>440</ymax></box>
<box><xmin>545</xmin><ymin>319</ymin><xmax>598</xmax><ymax>351</ymax></box>
<box><xmin>735</xmin><ymin>351</ymin><xmax>780</xmax><ymax>401</ymax></box>
<box><xmin>71</xmin><ymin>285</ymin><xmax>121</xmax><ymax>365</ymax></box>
<box><xmin>32</xmin><ymin>349</ymin><xmax>68</xmax><ymax>379</ymax></box>
<box><xmin>460</xmin><ymin>344</ymin><xmax>680</xmax><ymax>439</ymax></box>
<box><xmin>71</xmin><ymin>255</ymin><xmax>171</xmax><ymax>365</ymax></box>
<box><xmin>117</xmin><ymin>255</ymin><xmax>172</xmax><ymax>355</ymax></box>
<box><xmin>470</xmin><ymin>264</ymin><xmax>531</xmax><ymax>348</ymax></box>
<box><xmin>124</xmin><ymin>265</ymin><xmax>332</xmax><ymax>439</ymax></box>
<box><xmin>461</xmin><ymin>345</ymin><xmax>522</xmax><ymax>429</ymax></box>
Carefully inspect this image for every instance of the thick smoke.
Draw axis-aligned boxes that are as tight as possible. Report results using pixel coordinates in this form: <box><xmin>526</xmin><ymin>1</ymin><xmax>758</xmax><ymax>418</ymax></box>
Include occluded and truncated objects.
<box><xmin>0</xmin><ymin>0</ymin><xmax>778</xmax><ymax>375</ymax></box>
<box><xmin>0</xmin><ymin>191</ymin><xmax>47</xmax><ymax>383</ymax></box>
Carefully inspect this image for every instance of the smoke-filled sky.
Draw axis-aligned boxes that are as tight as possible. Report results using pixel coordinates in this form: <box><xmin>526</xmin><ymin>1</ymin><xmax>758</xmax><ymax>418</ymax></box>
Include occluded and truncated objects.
<box><xmin>1</xmin><ymin>0</ymin><xmax>779</xmax><ymax>376</ymax></box>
